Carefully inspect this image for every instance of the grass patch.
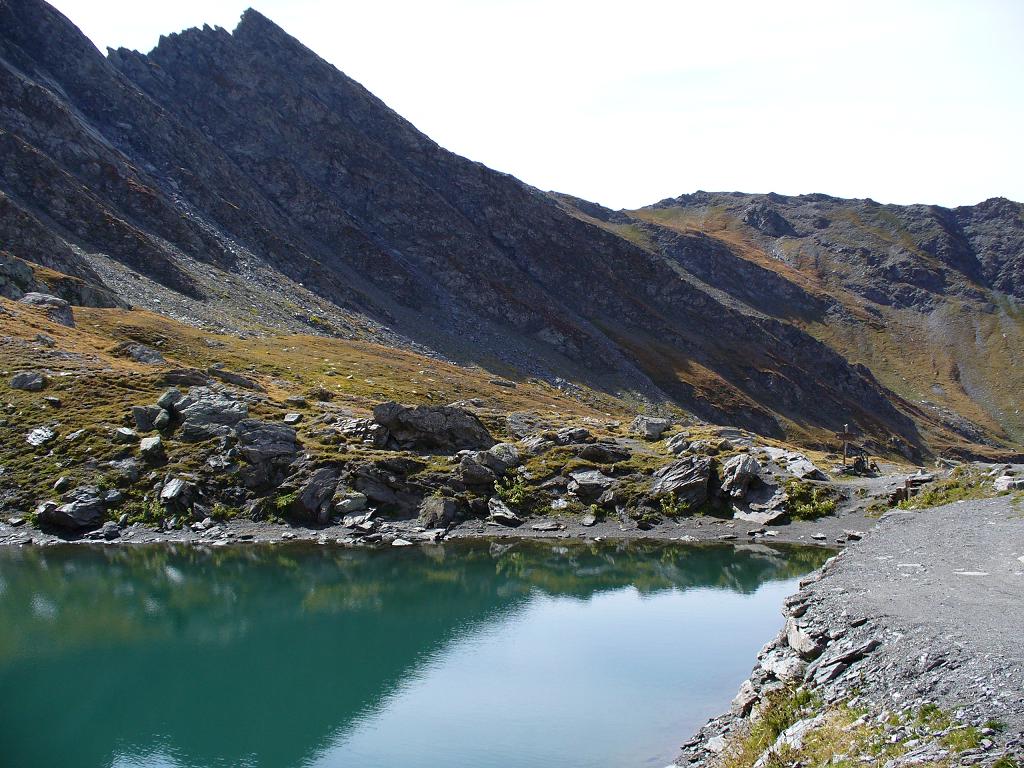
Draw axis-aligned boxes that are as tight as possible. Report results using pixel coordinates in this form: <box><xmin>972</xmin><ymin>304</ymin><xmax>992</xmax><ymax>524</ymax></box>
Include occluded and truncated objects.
<box><xmin>784</xmin><ymin>479</ymin><xmax>837</xmax><ymax>520</ymax></box>
<box><xmin>720</xmin><ymin>686</ymin><xmax>820</xmax><ymax>768</ymax></box>
<box><xmin>898</xmin><ymin>467</ymin><xmax>994</xmax><ymax>510</ymax></box>
<box><xmin>942</xmin><ymin>726</ymin><xmax>982</xmax><ymax>752</ymax></box>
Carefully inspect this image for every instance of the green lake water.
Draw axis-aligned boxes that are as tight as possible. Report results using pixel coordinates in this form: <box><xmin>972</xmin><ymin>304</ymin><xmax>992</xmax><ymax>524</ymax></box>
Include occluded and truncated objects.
<box><xmin>0</xmin><ymin>540</ymin><xmax>828</xmax><ymax>768</ymax></box>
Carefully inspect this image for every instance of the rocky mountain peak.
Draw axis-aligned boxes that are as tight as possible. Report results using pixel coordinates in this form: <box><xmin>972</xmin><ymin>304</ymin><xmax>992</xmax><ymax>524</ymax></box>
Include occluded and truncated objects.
<box><xmin>1</xmin><ymin>0</ymin><xmax>1022</xmax><ymax>457</ymax></box>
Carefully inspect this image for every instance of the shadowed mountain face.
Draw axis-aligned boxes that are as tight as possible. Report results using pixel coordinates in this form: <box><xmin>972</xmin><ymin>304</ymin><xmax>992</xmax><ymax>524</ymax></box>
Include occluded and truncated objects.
<box><xmin>0</xmin><ymin>0</ymin><xmax>1020</xmax><ymax>456</ymax></box>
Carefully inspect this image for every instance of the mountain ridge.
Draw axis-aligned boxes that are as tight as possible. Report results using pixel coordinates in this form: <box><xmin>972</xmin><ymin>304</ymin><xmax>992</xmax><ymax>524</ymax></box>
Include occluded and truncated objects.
<box><xmin>1</xmin><ymin>0</ymin><xmax>1021</xmax><ymax>458</ymax></box>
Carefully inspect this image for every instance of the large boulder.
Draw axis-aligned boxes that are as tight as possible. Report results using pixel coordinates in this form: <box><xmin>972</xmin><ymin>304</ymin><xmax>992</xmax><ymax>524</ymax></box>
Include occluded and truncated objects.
<box><xmin>0</xmin><ymin>251</ymin><xmax>37</xmax><ymax>299</ymax></box>
<box><xmin>650</xmin><ymin>456</ymin><xmax>712</xmax><ymax>508</ymax></box>
<box><xmin>458</xmin><ymin>453</ymin><xmax>498</xmax><ymax>488</ymax></box>
<box><xmin>721</xmin><ymin>454</ymin><xmax>761</xmax><ymax>499</ymax></box>
<box><xmin>568</xmin><ymin>469</ymin><xmax>616</xmax><ymax>503</ymax></box>
<box><xmin>177</xmin><ymin>387</ymin><xmax>249</xmax><ymax>440</ymax></box>
<box><xmin>235</xmin><ymin>419</ymin><xmax>298</xmax><ymax>465</ymax></box>
<box><xmin>487</xmin><ymin>497</ymin><xmax>522</xmax><ymax>527</ymax></box>
<box><xmin>38</xmin><ymin>485</ymin><xmax>105</xmax><ymax>529</ymax></box>
<box><xmin>630</xmin><ymin>415</ymin><xmax>670</xmax><ymax>440</ymax></box>
<box><xmin>10</xmin><ymin>371</ymin><xmax>47</xmax><ymax>391</ymax></box>
<box><xmin>132</xmin><ymin>405</ymin><xmax>164</xmax><ymax>432</ymax></box>
<box><xmin>418</xmin><ymin>496</ymin><xmax>460</xmax><ymax>528</ymax></box>
<box><xmin>372</xmin><ymin>402</ymin><xmax>495</xmax><ymax>451</ymax></box>
<box><xmin>287</xmin><ymin>467</ymin><xmax>340</xmax><ymax>524</ymax></box>
<box><xmin>576</xmin><ymin>442</ymin><xmax>630</xmax><ymax>464</ymax></box>
<box><xmin>19</xmin><ymin>292</ymin><xmax>74</xmax><ymax>327</ymax></box>
<box><xmin>476</xmin><ymin>443</ymin><xmax>521</xmax><ymax>475</ymax></box>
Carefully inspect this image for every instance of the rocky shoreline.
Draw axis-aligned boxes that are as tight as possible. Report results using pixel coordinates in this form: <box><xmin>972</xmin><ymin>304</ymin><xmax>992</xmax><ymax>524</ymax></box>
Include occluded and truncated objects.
<box><xmin>674</xmin><ymin>497</ymin><xmax>1024</xmax><ymax>768</ymax></box>
<box><xmin>0</xmin><ymin>506</ymin><xmax>865</xmax><ymax>549</ymax></box>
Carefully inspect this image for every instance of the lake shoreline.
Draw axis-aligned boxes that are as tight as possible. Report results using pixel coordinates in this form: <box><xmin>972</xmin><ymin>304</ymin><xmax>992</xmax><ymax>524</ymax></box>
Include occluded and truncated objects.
<box><xmin>0</xmin><ymin>506</ymin><xmax>867</xmax><ymax>549</ymax></box>
<box><xmin>674</xmin><ymin>498</ymin><xmax>1024</xmax><ymax>767</ymax></box>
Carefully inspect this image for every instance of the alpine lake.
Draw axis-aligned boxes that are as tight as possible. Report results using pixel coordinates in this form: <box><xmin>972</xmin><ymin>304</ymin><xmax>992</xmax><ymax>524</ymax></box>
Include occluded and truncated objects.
<box><xmin>0</xmin><ymin>539</ymin><xmax>829</xmax><ymax>768</ymax></box>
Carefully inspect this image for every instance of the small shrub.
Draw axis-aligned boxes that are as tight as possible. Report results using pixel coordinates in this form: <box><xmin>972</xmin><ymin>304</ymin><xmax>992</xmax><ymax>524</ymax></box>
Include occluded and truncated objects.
<box><xmin>784</xmin><ymin>480</ymin><xmax>837</xmax><ymax>520</ymax></box>
<box><xmin>494</xmin><ymin>475</ymin><xmax>528</xmax><ymax>506</ymax></box>
<box><xmin>993</xmin><ymin>756</ymin><xmax>1020</xmax><ymax>768</ymax></box>
<box><xmin>658</xmin><ymin>491</ymin><xmax>689</xmax><ymax>517</ymax></box>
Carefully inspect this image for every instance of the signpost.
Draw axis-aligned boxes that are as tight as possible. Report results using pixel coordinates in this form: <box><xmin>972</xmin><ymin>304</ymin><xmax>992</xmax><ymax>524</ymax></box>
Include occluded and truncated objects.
<box><xmin>835</xmin><ymin>423</ymin><xmax>856</xmax><ymax>467</ymax></box>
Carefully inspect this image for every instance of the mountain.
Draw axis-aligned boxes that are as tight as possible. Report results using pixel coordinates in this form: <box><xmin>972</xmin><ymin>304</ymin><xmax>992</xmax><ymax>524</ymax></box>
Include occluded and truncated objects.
<box><xmin>1</xmin><ymin>0</ymin><xmax>1021</xmax><ymax>459</ymax></box>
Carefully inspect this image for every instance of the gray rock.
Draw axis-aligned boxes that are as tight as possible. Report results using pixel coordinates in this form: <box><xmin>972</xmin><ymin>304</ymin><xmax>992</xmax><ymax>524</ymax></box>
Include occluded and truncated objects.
<box><xmin>39</xmin><ymin>486</ymin><xmax>104</xmax><ymax>529</ymax></box>
<box><xmin>630</xmin><ymin>415</ymin><xmax>670</xmax><ymax>439</ymax></box>
<box><xmin>235</xmin><ymin>420</ymin><xmax>298</xmax><ymax>463</ymax></box>
<box><xmin>418</xmin><ymin>496</ymin><xmax>460</xmax><ymax>528</ymax></box>
<box><xmin>178</xmin><ymin>388</ymin><xmax>249</xmax><ymax>440</ymax></box>
<box><xmin>372</xmin><ymin>401</ymin><xmax>495</xmax><ymax>451</ymax></box>
<box><xmin>107</xmin><ymin>458</ymin><xmax>142</xmax><ymax>483</ymax></box>
<box><xmin>760</xmin><ymin>649</ymin><xmax>807</xmax><ymax>682</ymax></box>
<box><xmin>532</xmin><ymin>520</ymin><xmax>564</xmax><ymax>531</ymax></box>
<box><xmin>113</xmin><ymin>342</ymin><xmax>164</xmax><ymax>364</ymax></box>
<box><xmin>477</xmin><ymin>442</ymin><xmax>521</xmax><ymax>474</ymax></box>
<box><xmin>160</xmin><ymin>477</ymin><xmax>192</xmax><ymax>508</ymax></box>
<box><xmin>457</xmin><ymin>454</ymin><xmax>497</xmax><ymax>487</ymax></box>
<box><xmin>10</xmin><ymin>371</ymin><xmax>47</xmax><ymax>391</ymax></box>
<box><xmin>132</xmin><ymin>405</ymin><xmax>163</xmax><ymax>432</ymax></box>
<box><xmin>139</xmin><ymin>435</ymin><xmax>165</xmax><ymax>463</ymax></box>
<box><xmin>99</xmin><ymin>520</ymin><xmax>120</xmax><ymax>540</ymax></box>
<box><xmin>336</xmin><ymin>417</ymin><xmax>390</xmax><ymax>447</ymax></box>
<box><xmin>577</xmin><ymin>442</ymin><xmax>630</xmax><ymax>464</ymax></box>
<box><xmin>554</xmin><ymin>427</ymin><xmax>592</xmax><ymax>445</ymax></box>
<box><xmin>487</xmin><ymin>497</ymin><xmax>522</xmax><ymax>526</ymax></box>
<box><xmin>333</xmin><ymin>489</ymin><xmax>368</xmax><ymax>515</ymax></box>
<box><xmin>156</xmin><ymin>388</ymin><xmax>184</xmax><ymax>412</ymax></box>
<box><xmin>731</xmin><ymin>679</ymin><xmax>758</xmax><ymax>715</ymax></box>
<box><xmin>666</xmin><ymin>433</ymin><xmax>691</xmax><ymax>455</ymax></box>
<box><xmin>786</xmin><ymin>456</ymin><xmax>827</xmax><ymax>481</ymax></box>
<box><xmin>580</xmin><ymin>513</ymin><xmax>597</xmax><ymax>527</ymax></box>
<box><xmin>113</xmin><ymin>427</ymin><xmax>138</xmax><ymax>444</ymax></box>
<box><xmin>287</xmin><ymin>467</ymin><xmax>340</xmax><ymax>524</ymax></box>
<box><xmin>283</xmin><ymin>412</ymin><xmax>302</xmax><ymax>425</ymax></box>
<box><xmin>786</xmin><ymin>616</ymin><xmax>825</xmax><ymax>659</ymax></box>
<box><xmin>53</xmin><ymin>476</ymin><xmax>72</xmax><ymax>492</ymax></box>
<box><xmin>993</xmin><ymin>475</ymin><xmax>1024</xmax><ymax>491</ymax></box>
<box><xmin>650</xmin><ymin>456</ymin><xmax>712</xmax><ymax>508</ymax></box>
<box><xmin>153</xmin><ymin>408</ymin><xmax>171</xmax><ymax>430</ymax></box>
<box><xmin>19</xmin><ymin>293</ymin><xmax>74</xmax><ymax>326</ymax></box>
<box><xmin>567</xmin><ymin>469</ymin><xmax>615</xmax><ymax>503</ymax></box>
<box><xmin>721</xmin><ymin>454</ymin><xmax>762</xmax><ymax>498</ymax></box>
<box><xmin>26</xmin><ymin>426</ymin><xmax>56</xmax><ymax>446</ymax></box>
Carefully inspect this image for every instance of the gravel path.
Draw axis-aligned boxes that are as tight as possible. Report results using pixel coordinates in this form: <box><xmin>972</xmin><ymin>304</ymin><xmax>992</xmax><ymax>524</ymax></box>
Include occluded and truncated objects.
<box><xmin>678</xmin><ymin>494</ymin><xmax>1024</xmax><ymax>766</ymax></box>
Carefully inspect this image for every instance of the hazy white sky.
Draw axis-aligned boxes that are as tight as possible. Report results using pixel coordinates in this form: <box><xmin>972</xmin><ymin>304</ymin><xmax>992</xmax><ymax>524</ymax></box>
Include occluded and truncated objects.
<box><xmin>50</xmin><ymin>0</ymin><xmax>1024</xmax><ymax>209</ymax></box>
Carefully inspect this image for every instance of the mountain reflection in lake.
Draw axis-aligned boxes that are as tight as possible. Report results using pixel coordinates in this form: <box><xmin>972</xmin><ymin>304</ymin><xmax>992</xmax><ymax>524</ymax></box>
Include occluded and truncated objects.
<box><xmin>0</xmin><ymin>540</ymin><xmax>828</xmax><ymax>768</ymax></box>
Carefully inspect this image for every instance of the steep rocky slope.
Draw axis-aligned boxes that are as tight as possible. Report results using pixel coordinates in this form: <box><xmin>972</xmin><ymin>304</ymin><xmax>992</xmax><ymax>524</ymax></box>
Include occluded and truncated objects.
<box><xmin>618</xmin><ymin>193</ymin><xmax>1024</xmax><ymax>451</ymax></box>
<box><xmin>0</xmin><ymin>0</ymin><xmax>1021</xmax><ymax>458</ymax></box>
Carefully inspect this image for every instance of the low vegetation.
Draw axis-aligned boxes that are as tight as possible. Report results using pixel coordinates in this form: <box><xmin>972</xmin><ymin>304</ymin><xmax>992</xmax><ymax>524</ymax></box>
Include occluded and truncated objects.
<box><xmin>721</xmin><ymin>695</ymin><xmax>1003</xmax><ymax>768</ymax></box>
<box><xmin>897</xmin><ymin>467</ymin><xmax>995</xmax><ymax>510</ymax></box>
<box><xmin>784</xmin><ymin>480</ymin><xmax>837</xmax><ymax>520</ymax></box>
